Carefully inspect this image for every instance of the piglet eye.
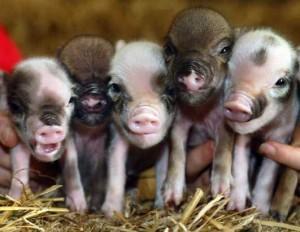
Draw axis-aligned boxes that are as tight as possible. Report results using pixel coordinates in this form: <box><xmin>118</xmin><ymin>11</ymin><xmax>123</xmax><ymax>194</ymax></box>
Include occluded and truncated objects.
<box><xmin>68</xmin><ymin>97</ymin><xmax>75</xmax><ymax>104</ymax></box>
<box><xmin>164</xmin><ymin>41</ymin><xmax>177</xmax><ymax>63</ymax></box>
<box><xmin>220</xmin><ymin>46</ymin><xmax>231</xmax><ymax>55</ymax></box>
<box><xmin>274</xmin><ymin>78</ymin><xmax>288</xmax><ymax>88</ymax></box>
<box><xmin>108</xmin><ymin>83</ymin><xmax>121</xmax><ymax>93</ymax></box>
<box><xmin>9</xmin><ymin>101</ymin><xmax>24</xmax><ymax>114</ymax></box>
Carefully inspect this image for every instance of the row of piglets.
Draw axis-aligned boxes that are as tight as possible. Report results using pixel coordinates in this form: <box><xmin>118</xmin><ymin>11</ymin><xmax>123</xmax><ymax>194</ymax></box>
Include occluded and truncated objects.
<box><xmin>0</xmin><ymin>36</ymin><xmax>177</xmax><ymax>216</ymax></box>
<box><xmin>161</xmin><ymin>7</ymin><xmax>299</xmax><ymax>221</ymax></box>
<box><xmin>1</xmin><ymin>7</ymin><xmax>299</xmax><ymax>220</ymax></box>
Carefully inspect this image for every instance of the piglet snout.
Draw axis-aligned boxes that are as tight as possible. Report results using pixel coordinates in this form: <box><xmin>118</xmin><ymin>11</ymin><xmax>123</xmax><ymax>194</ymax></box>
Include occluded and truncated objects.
<box><xmin>224</xmin><ymin>93</ymin><xmax>253</xmax><ymax>122</ymax></box>
<box><xmin>128</xmin><ymin>106</ymin><xmax>161</xmax><ymax>135</ymax></box>
<box><xmin>81</xmin><ymin>95</ymin><xmax>105</xmax><ymax>112</ymax></box>
<box><xmin>35</xmin><ymin>126</ymin><xmax>65</xmax><ymax>144</ymax></box>
<box><xmin>178</xmin><ymin>72</ymin><xmax>205</xmax><ymax>91</ymax></box>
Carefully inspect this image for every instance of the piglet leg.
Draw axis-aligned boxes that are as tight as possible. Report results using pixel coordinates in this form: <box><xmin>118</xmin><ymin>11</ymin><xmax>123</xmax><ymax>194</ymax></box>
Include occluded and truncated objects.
<box><xmin>211</xmin><ymin>125</ymin><xmax>234</xmax><ymax>197</ymax></box>
<box><xmin>252</xmin><ymin>158</ymin><xmax>279</xmax><ymax>214</ymax></box>
<box><xmin>270</xmin><ymin>168</ymin><xmax>298</xmax><ymax>221</ymax></box>
<box><xmin>227</xmin><ymin>134</ymin><xmax>250</xmax><ymax>211</ymax></box>
<box><xmin>163</xmin><ymin>115</ymin><xmax>191</xmax><ymax>206</ymax></box>
<box><xmin>101</xmin><ymin>130</ymin><xmax>128</xmax><ymax>217</ymax></box>
<box><xmin>62</xmin><ymin>137</ymin><xmax>87</xmax><ymax>213</ymax></box>
<box><xmin>9</xmin><ymin>143</ymin><xmax>30</xmax><ymax>199</ymax></box>
<box><xmin>154</xmin><ymin>144</ymin><xmax>168</xmax><ymax>208</ymax></box>
<box><xmin>270</xmin><ymin>123</ymin><xmax>300</xmax><ymax>220</ymax></box>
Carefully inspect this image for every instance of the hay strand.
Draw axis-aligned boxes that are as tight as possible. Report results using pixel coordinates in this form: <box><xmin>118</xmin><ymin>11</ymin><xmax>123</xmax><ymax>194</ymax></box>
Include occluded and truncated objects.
<box><xmin>0</xmin><ymin>184</ymin><xmax>298</xmax><ymax>231</ymax></box>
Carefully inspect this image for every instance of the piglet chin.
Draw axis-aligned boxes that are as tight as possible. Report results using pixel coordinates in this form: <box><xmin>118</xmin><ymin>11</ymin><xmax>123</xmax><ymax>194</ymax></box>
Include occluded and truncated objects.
<box><xmin>34</xmin><ymin>142</ymin><xmax>62</xmax><ymax>162</ymax></box>
<box><xmin>129</xmin><ymin>132</ymin><xmax>164</xmax><ymax>149</ymax></box>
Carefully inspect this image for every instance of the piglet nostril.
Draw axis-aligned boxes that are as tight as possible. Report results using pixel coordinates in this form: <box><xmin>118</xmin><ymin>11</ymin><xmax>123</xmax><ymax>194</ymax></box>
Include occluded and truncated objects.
<box><xmin>35</xmin><ymin>126</ymin><xmax>65</xmax><ymax>144</ymax></box>
<box><xmin>224</xmin><ymin>104</ymin><xmax>252</xmax><ymax>123</ymax></box>
<box><xmin>129</xmin><ymin>115</ymin><xmax>161</xmax><ymax>135</ymax></box>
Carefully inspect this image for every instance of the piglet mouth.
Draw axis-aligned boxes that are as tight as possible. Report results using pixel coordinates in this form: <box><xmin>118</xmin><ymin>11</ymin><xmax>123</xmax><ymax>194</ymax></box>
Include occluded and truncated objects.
<box><xmin>33</xmin><ymin>125</ymin><xmax>65</xmax><ymax>161</ymax></box>
<box><xmin>35</xmin><ymin>142</ymin><xmax>62</xmax><ymax>156</ymax></box>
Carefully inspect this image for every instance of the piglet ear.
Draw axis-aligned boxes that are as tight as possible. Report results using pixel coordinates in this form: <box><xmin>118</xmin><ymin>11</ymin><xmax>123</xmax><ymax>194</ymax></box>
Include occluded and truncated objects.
<box><xmin>295</xmin><ymin>46</ymin><xmax>300</xmax><ymax>82</ymax></box>
<box><xmin>115</xmin><ymin>40</ymin><xmax>126</xmax><ymax>51</ymax></box>
<box><xmin>234</xmin><ymin>27</ymin><xmax>249</xmax><ymax>40</ymax></box>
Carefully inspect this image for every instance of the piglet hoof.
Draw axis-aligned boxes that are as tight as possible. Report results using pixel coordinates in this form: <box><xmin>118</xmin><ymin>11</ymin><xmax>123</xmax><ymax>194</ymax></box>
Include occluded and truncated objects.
<box><xmin>269</xmin><ymin>209</ymin><xmax>287</xmax><ymax>222</ymax></box>
<box><xmin>101</xmin><ymin>200</ymin><xmax>122</xmax><ymax>218</ymax></box>
<box><xmin>252</xmin><ymin>198</ymin><xmax>270</xmax><ymax>214</ymax></box>
<box><xmin>8</xmin><ymin>186</ymin><xmax>22</xmax><ymax>200</ymax></box>
<box><xmin>163</xmin><ymin>183</ymin><xmax>184</xmax><ymax>208</ymax></box>
<box><xmin>211</xmin><ymin>176</ymin><xmax>230</xmax><ymax>197</ymax></box>
<box><xmin>227</xmin><ymin>190</ymin><xmax>247</xmax><ymax>211</ymax></box>
<box><xmin>227</xmin><ymin>186</ymin><xmax>249</xmax><ymax>211</ymax></box>
<box><xmin>66</xmin><ymin>190</ymin><xmax>87</xmax><ymax>213</ymax></box>
<box><xmin>154</xmin><ymin>195</ymin><xmax>164</xmax><ymax>209</ymax></box>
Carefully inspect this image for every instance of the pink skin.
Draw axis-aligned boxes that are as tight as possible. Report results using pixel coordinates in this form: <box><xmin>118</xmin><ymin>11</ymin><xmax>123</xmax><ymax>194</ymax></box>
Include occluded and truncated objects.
<box><xmin>102</xmin><ymin>41</ymin><xmax>174</xmax><ymax>217</ymax></box>
<box><xmin>35</xmin><ymin>126</ymin><xmax>65</xmax><ymax>157</ymax></box>
<box><xmin>224</xmin><ymin>92</ymin><xmax>253</xmax><ymax>122</ymax></box>
<box><xmin>178</xmin><ymin>71</ymin><xmax>205</xmax><ymax>92</ymax></box>
<box><xmin>128</xmin><ymin>106</ymin><xmax>161</xmax><ymax>135</ymax></box>
<box><xmin>81</xmin><ymin>95</ymin><xmax>105</xmax><ymax>112</ymax></box>
<box><xmin>6</xmin><ymin>58</ymin><xmax>87</xmax><ymax>212</ymax></box>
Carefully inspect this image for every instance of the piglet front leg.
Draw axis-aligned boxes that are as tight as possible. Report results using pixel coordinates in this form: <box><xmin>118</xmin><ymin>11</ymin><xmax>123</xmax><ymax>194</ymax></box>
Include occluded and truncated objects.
<box><xmin>163</xmin><ymin>115</ymin><xmax>191</xmax><ymax>207</ymax></box>
<box><xmin>270</xmin><ymin>168</ymin><xmax>298</xmax><ymax>221</ymax></box>
<box><xmin>9</xmin><ymin>143</ymin><xmax>31</xmax><ymax>199</ymax></box>
<box><xmin>154</xmin><ymin>144</ymin><xmax>168</xmax><ymax>208</ymax></box>
<box><xmin>252</xmin><ymin>158</ymin><xmax>279</xmax><ymax>214</ymax></box>
<box><xmin>227</xmin><ymin>134</ymin><xmax>250</xmax><ymax>211</ymax></box>
<box><xmin>211</xmin><ymin>125</ymin><xmax>234</xmax><ymax>197</ymax></box>
<box><xmin>101</xmin><ymin>130</ymin><xmax>128</xmax><ymax>217</ymax></box>
<box><xmin>62</xmin><ymin>137</ymin><xmax>87</xmax><ymax>213</ymax></box>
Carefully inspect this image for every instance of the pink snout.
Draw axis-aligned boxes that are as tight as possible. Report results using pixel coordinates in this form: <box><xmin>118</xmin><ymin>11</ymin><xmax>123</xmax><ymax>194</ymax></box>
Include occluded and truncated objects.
<box><xmin>35</xmin><ymin>126</ymin><xmax>65</xmax><ymax>144</ymax></box>
<box><xmin>81</xmin><ymin>95</ymin><xmax>105</xmax><ymax>112</ymax></box>
<box><xmin>178</xmin><ymin>72</ymin><xmax>205</xmax><ymax>91</ymax></box>
<box><xmin>224</xmin><ymin>93</ymin><xmax>253</xmax><ymax>123</ymax></box>
<box><xmin>128</xmin><ymin>107</ymin><xmax>161</xmax><ymax>135</ymax></box>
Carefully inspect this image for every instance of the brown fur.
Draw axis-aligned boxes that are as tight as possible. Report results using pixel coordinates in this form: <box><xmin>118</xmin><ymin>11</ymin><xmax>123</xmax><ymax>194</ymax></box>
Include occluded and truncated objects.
<box><xmin>58</xmin><ymin>36</ymin><xmax>113</xmax><ymax>84</ymax></box>
<box><xmin>165</xmin><ymin>8</ymin><xmax>233</xmax><ymax>105</ymax></box>
<box><xmin>57</xmin><ymin>36</ymin><xmax>114</xmax><ymax>212</ymax></box>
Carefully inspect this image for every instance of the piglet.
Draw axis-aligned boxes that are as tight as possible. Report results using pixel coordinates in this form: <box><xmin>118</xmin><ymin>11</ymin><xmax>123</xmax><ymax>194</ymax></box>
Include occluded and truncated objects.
<box><xmin>4</xmin><ymin>58</ymin><xmax>87</xmax><ymax>212</ymax></box>
<box><xmin>101</xmin><ymin>41</ymin><xmax>176</xmax><ymax>217</ymax></box>
<box><xmin>162</xmin><ymin>7</ymin><xmax>234</xmax><ymax>206</ymax></box>
<box><xmin>225</xmin><ymin>29</ymin><xmax>299</xmax><ymax>214</ymax></box>
<box><xmin>58</xmin><ymin>36</ymin><xmax>113</xmax><ymax>211</ymax></box>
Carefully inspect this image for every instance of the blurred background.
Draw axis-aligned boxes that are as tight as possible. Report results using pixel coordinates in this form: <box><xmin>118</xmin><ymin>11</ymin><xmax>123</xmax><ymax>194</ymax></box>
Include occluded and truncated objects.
<box><xmin>0</xmin><ymin>0</ymin><xmax>300</xmax><ymax>57</ymax></box>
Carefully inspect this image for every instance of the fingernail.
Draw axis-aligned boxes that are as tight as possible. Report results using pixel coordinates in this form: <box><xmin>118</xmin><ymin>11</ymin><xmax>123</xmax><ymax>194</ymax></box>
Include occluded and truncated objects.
<box><xmin>259</xmin><ymin>143</ymin><xmax>276</xmax><ymax>156</ymax></box>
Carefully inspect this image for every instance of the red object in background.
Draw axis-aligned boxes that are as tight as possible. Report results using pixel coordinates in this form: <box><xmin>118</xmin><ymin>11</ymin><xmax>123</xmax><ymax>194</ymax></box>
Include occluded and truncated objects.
<box><xmin>0</xmin><ymin>25</ymin><xmax>22</xmax><ymax>73</ymax></box>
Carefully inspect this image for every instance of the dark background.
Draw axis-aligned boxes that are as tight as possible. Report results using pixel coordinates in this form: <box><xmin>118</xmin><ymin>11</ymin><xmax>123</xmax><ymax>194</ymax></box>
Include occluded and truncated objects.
<box><xmin>1</xmin><ymin>0</ymin><xmax>300</xmax><ymax>56</ymax></box>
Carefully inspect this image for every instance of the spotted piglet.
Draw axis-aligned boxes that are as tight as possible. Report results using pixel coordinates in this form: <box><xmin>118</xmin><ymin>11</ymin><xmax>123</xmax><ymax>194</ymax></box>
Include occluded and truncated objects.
<box><xmin>4</xmin><ymin>58</ymin><xmax>87</xmax><ymax>212</ymax></box>
<box><xmin>225</xmin><ymin>29</ymin><xmax>299</xmax><ymax>214</ymax></box>
<box><xmin>101</xmin><ymin>41</ymin><xmax>176</xmax><ymax>217</ymax></box>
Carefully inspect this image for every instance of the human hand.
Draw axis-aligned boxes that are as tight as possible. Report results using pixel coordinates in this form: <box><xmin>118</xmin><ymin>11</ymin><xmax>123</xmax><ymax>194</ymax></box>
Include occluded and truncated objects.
<box><xmin>259</xmin><ymin>142</ymin><xmax>300</xmax><ymax>170</ymax></box>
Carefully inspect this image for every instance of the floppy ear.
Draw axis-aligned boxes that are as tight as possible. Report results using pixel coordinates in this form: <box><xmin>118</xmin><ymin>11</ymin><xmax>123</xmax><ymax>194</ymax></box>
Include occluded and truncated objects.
<box><xmin>115</xmin><ymin>40</ymin><xmax>126</xmax><ymax>51</ymax></box>
<box><xmin>234</xmin><ymin>27</ymin><xmax>250</xmax><ymax>40</ymax></box>
<box><xmin>294</xmin><ymin>47</ymin><xmax>300</xmax><ymax>82</ymax></box>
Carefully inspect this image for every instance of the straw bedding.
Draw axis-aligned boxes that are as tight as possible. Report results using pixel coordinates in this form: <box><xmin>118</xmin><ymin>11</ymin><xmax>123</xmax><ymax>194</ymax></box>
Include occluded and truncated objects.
<box><xmin>0</xmin><ymin>184</ymin><xmax>298</xmax><ymax>232</ymax></box>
